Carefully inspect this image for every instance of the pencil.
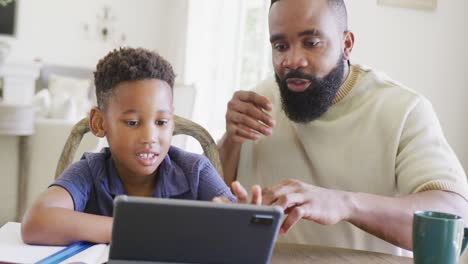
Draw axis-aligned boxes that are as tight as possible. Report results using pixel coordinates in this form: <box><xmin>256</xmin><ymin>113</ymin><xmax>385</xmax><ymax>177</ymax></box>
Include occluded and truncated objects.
<box><xmin>35</xmin><ymin>241</ymin><xmax>94</xmax><ymax>264</ymax></box>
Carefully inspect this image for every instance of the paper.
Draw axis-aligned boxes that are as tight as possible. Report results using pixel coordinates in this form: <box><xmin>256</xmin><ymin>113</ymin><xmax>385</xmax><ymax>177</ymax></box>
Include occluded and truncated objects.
<box><xmin>0</xmin><ymin>222</ymin><xmax>109</xmax><ymax>264</ymax></box>
<box><xmin>0</xmin><ymin>222</ymin><xmax>64</xmax><ymax>263</ymax></box>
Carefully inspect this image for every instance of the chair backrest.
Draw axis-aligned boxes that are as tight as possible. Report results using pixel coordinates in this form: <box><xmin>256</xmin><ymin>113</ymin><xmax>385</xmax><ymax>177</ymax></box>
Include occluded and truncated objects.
<box><xmin>54</xmin><ymin>115</ymin><xmax>223</xmax><ymax>179</ymax></box>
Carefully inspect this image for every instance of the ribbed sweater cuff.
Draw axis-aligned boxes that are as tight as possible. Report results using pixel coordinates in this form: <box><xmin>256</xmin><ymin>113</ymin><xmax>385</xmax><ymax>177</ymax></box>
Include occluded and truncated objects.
<box><xmin>414</xmin><ymin>180</ymin><xmax>468</xmax><ymax>202</ymax></box>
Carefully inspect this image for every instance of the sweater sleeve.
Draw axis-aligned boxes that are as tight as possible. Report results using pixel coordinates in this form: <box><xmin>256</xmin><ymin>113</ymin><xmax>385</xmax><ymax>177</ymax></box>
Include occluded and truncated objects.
<box><xmin>395</xmin><ymin>97</ymin><xmax>468</xmax><ymax>201</ymax></box>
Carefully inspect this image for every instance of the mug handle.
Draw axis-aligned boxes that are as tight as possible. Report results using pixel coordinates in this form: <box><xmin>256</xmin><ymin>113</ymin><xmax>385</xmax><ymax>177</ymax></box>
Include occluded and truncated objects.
<box><xmin>462</xmin><ymin>227</ymin><xmax>468</xmax><ymax>256</ymax></box>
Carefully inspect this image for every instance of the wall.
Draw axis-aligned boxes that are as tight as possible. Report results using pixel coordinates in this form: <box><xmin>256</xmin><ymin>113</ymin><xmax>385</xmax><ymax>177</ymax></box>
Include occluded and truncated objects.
<box><xmin>347</xmin><ymin>0</ymin><xmax>468</xmax><ymax>170</ymax></box>
<box><xmin>3</xmin><ymin>0</ymin><xmax>188</xmax><ymax>78</ymax></box>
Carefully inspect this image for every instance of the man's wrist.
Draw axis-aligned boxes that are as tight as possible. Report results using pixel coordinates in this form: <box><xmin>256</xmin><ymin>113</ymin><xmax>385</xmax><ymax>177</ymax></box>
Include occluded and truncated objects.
<box><xmin>342</xmin><ymin>191</ymin><xmax>359</xmax><ymax>222</ymax></box>
<box><xmin>218</xmin><ymin>133</ymin><xmax>242</xmax><ymax>153</ymax></box>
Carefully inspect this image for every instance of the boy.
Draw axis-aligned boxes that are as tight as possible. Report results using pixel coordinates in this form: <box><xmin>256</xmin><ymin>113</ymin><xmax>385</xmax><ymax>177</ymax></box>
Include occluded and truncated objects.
<box><xmin>21</xmin><ymin>47</ymin><xmax>239</xmax><ymax>245</ymax></box>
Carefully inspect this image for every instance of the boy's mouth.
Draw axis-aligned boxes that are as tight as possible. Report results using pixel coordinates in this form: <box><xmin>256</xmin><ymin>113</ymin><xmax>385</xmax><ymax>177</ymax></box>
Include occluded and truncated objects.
<box><xmin>136</xmin><ymin>151</ymin><xmax>159</xmax><ymax>166</ymax></box>
<box><xmin>137</xmin><ymin>153</ymin><xmax>156</xmax><ymax>159</ymax></box>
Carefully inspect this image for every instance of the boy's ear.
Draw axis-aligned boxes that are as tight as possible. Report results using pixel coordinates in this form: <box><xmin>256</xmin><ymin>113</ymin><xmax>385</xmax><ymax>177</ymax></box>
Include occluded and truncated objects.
<box><xmin>89</xmin><ymin>107</ymin><xmax>106</xmax><ymax>137</ymax></box>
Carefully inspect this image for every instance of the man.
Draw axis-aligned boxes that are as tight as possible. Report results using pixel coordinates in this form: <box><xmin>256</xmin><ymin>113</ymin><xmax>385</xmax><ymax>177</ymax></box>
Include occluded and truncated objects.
<box><xmin>218</xmin><ymin>0</ymin><xmax>468</xmax><ymax>256</ymax></box>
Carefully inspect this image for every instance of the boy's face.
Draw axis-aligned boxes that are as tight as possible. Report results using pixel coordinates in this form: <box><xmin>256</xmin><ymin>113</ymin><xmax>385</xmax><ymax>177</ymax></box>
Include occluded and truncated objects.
<box><xmin>101</xmin><ymin>79</ymin><xmax>174</xmax><ymax>180</ymax></box>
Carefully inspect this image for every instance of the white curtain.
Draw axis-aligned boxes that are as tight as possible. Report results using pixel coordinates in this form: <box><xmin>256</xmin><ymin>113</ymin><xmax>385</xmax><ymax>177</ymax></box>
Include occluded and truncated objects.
<box><xmin>183</xmin><ymin>0</ymin><xmax>271</xmax><ymax>152</ymax></box>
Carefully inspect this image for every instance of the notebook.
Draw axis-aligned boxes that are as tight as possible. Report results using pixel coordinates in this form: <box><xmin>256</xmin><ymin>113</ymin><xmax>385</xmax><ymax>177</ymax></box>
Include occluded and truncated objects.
<box><xmin>0</xmin><ymin>222</ymin><xmax>109</xmax><ymax>264</ymax></box>
<box><xmin>108</xmin><ymin>195</ymin><xmax>283</xmax><ymax>264</ymax></box>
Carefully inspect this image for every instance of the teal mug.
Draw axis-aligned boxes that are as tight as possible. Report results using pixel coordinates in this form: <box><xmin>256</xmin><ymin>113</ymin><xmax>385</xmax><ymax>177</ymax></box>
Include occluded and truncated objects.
<box><xmin>413</xmin><ymin>211</ymin><xmax>468</xmax><ymax>264</ymax></box>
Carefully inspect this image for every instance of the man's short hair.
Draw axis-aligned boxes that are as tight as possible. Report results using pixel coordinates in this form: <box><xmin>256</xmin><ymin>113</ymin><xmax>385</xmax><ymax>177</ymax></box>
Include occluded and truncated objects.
<box><xmin>270</xmin><ymin>0</ymin><xmax>348</xmax><ymax>32</ymax></box>
<box><xmin>94</xmin><ymin>47</ymin><xmax>175</xmax><ymax>110</ymax></box>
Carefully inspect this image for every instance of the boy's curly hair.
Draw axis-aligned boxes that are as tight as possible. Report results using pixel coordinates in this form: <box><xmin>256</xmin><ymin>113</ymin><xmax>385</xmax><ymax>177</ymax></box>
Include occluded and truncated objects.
<box><xmin>94</xmin><ymin>47</ymin><xmax>175</xmax><ymax>109</ymax></box>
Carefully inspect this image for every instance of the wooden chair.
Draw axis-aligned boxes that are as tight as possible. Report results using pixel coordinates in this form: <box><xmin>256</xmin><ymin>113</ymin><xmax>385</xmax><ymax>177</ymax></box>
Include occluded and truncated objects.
<box><xmin>54</xmin><ymin>115</ymin><xmax>223</xmax><ymax>179</ymax></box>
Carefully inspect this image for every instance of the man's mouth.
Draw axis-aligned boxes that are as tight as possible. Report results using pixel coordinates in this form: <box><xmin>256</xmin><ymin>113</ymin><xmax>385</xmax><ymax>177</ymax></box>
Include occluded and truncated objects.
<box><xmin>286</xmin><ymin>78</ymin><xmax>311</xmax><ymax>92</ymax></box>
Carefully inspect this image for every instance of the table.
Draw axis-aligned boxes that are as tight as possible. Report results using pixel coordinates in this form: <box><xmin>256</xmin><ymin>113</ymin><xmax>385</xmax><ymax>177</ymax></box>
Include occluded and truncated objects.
<box><xmin>0</xmin><ymin>222</ymin><xmax>414</xmax><ymax>264</ymax></box>
<box><xmin>272</xmin><ymin>243</ymin><xmax>412</xmax><ymax>263</ymax></box>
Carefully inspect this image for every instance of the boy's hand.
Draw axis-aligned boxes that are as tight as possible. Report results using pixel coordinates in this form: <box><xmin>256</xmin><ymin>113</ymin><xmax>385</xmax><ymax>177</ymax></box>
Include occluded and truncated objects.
<box><xmin>213</xmin><ymin>181</ymin><xmax>262</xmax><ymax>205</ymax></box>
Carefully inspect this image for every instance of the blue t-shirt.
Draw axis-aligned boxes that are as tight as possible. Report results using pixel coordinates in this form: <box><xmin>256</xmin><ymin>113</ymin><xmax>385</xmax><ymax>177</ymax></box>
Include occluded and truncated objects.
<box><xmin>51</xmin><ymin>147</ymin><xmax>235</xmax><ymax>216</ymax></box>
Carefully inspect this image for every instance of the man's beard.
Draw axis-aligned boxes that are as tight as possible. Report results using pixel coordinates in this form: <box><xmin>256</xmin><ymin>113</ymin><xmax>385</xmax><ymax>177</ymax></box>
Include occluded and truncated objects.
<box><xmin>275</xmin><ymin>55</ymin><xmax>345</xmax><ymax>123</ymax></box>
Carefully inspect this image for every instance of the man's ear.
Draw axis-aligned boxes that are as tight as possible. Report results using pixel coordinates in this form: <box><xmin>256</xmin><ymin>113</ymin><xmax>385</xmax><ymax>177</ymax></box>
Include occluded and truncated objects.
<box><xmin>343</xmin><ymin>31</ymin><xmax>354</xmax><ymax>61</ymax></box>
<box><xmin>89</xmin><ymin>107</ymin><xmax>106</xmax><ymax>138</ymax></box>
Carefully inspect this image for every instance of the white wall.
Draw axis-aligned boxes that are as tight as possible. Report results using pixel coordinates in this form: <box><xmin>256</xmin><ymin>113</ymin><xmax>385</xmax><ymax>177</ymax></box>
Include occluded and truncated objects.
<box><xmin>156</xmin><ymin>0</ymin><xmax>189</xmax><ymax>82</ymax></box>
<box><xmin>4</xmin><ymin>0</ymin><xmax>188</xmax><ymax>78</ymax></box>
<box><xmin>347</xmin><ymin>0</ymin><xmax>468</xmax><ymax>170</ymax></box>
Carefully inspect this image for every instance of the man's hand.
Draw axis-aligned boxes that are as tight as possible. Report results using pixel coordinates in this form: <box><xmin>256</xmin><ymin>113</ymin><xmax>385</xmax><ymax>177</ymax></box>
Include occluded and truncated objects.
<box><xmin>262</xmin><ymin>179</ymin><xmax>468</xmax><ymax>250</ymax></box>
<box><xmin>213</xmin><ymin>181</ymin><xmax>262</xmax><ymax>205</ymax></box>
<box><xmin>219</xmin><ymin>90</ymin><xmax>276</xmax><ymax>187</ymax></box>
<box><xmin>225</xmin><ymin>91</ymin><xmax>276</xmax><ymax>143</ymax></box>
<box><xmin>262</xmin><ymin>179</ymin><xmax>353</xmax><ymax>233</ymax></box>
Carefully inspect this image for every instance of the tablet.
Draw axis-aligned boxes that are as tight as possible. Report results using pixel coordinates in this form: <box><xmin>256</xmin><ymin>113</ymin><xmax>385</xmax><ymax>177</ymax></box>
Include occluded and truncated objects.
<box><xmin>108</xmin><ymin>195</ymin><xmax>283</xmax><ymax>264</ymax></box>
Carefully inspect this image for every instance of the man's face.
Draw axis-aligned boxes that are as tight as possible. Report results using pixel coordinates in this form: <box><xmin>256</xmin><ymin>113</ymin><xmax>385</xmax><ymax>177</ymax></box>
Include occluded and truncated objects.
<box><xmin>269</xmin><ymin>0</ymin><xmax>347</xmax><ymax>122</ymax></box>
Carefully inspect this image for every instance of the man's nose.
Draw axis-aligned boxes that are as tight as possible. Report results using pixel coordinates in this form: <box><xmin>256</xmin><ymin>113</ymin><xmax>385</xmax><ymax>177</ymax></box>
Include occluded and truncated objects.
<box><xmin>282</xmin><ymin>49</ymin><xmax>308</xmax><ymax>70</ymax></box>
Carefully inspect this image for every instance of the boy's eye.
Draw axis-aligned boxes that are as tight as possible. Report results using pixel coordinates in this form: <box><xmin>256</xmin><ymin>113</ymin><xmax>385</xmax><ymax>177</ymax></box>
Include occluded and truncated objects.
<box><xmin>126</xmin><ymin>120</ymin><xmax>139</xmax><ymax>127</ymax></box>
<box><xmin>156</xmin><ymin>120</ymin><xmax>168</xmax><ymax>126</ymax></box>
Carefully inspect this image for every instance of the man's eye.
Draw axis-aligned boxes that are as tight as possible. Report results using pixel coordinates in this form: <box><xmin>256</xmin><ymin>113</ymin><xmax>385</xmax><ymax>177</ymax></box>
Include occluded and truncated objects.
<box><xmin>304</xmin><ymin>40</ymin><xmax>320</xmax><ymax>47</ymax></box>
<box><xmin>126</xmin><ymin>120</ymin><xmax>139</xmax><ymax>127</ymax></box>
<box><xmin>273</xmin><ymin>43</ymin><xmax>288</xmax><ymax>51</ymax></box>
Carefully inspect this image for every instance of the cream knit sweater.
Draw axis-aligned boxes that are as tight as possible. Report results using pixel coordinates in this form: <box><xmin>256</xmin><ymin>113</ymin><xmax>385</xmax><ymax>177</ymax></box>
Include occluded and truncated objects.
<box><xmin>237</xmin><ymin>64</ymin><xmax>468</xmax><ymax>256</ymax></box>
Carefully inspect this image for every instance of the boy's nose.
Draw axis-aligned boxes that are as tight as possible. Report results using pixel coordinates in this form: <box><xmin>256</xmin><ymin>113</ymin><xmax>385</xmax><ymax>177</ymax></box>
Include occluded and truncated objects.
<box><xmin>140</xmin><ymin>126</ymin><xmax>158</xmax><ymax>145</ymax></box>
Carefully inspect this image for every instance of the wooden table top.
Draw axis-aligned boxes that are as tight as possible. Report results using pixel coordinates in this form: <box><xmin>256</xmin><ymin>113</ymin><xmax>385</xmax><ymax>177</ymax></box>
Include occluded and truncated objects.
<box><xmin>271</xmin><ymin>243</ymin><xmax>412</xmax><ymax>264</ymax></box>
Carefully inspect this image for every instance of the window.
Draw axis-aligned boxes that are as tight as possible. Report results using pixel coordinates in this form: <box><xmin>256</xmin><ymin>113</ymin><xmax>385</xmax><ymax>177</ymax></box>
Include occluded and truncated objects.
<box><xmin>184</xmin><ymin>0</ymin><xmax>271</xmax><ymax>152</ymax></box>
<box><xmin>238</xmin><ymin>0</ymin><xmax>272</xmax><ymax>90</ymax></box>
